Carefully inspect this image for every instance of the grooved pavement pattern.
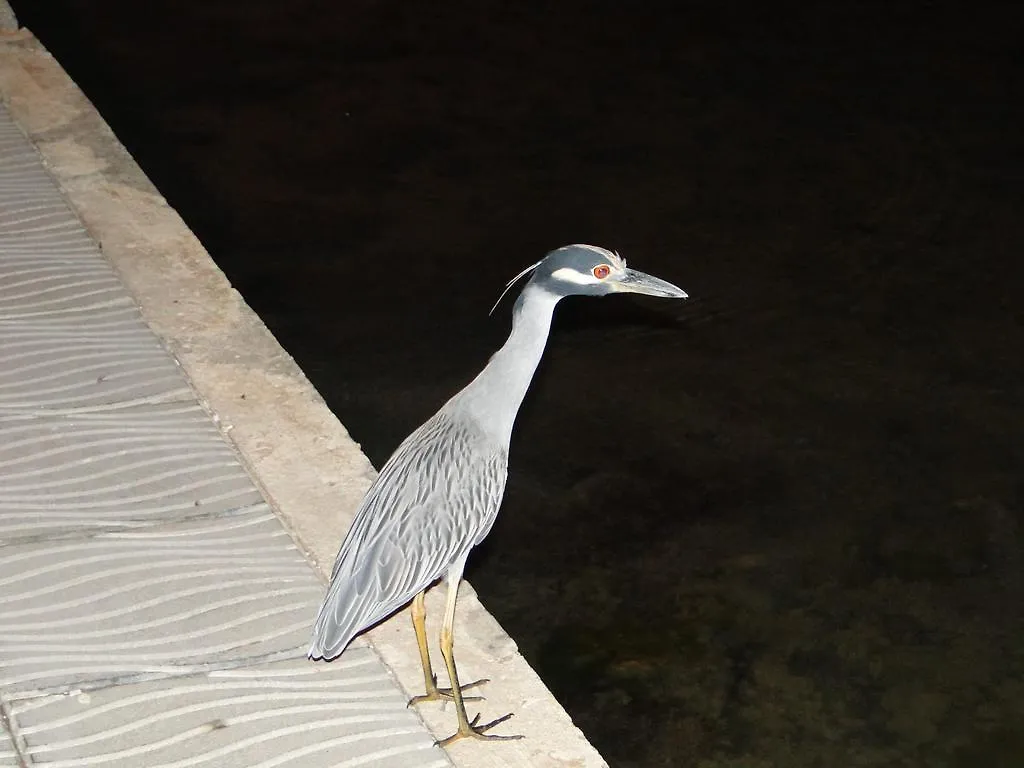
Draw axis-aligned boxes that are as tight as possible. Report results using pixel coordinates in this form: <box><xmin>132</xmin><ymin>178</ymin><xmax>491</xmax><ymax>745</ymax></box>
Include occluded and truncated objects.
<box><xmin>0</xmin><ymin>103</ymin><xmax>450</xmax><ymax>767</ymax></box>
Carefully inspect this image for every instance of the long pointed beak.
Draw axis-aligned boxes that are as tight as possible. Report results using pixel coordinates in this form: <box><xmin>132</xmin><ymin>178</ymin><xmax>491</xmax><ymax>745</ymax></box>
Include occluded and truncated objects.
<box><xmin>615</xmin><ymin>268</ymin><xmax>688</xmax><ymax>299</ymax></box>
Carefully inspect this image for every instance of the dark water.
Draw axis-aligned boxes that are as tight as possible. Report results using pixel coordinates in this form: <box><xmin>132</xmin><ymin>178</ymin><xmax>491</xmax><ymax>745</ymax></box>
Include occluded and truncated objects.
<box><xmin>15</xmin><ymin>1</ymin><xmax>1024</xmax><ymax>765</ymax></box>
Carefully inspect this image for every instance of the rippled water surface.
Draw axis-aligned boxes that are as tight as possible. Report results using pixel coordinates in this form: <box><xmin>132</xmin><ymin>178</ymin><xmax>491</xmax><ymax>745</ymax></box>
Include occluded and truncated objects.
<box><xmin>16</xmin><ymin>1</ymin><xmax>1024</xmax><ymax>765</ymax></box>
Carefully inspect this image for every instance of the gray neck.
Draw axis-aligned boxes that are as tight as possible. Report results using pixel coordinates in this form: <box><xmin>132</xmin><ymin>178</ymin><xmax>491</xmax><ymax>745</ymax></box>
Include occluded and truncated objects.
<box><xmin>449</xmin><ymin>284</ymin><xmax>561</xmax><ymax>446</ymax></box>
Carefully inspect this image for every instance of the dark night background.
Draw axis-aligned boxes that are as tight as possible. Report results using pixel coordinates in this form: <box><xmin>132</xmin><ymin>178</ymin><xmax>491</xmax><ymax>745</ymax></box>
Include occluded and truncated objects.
<box><xmin>12</xmin><ymin>1</ymin><xmax>1024</xmax><ymax>765</ymax></box>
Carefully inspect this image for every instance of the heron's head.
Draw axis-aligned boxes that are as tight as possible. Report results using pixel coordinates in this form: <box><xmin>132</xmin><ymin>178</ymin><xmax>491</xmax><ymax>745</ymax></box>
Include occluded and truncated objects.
<box><xmin>489</xmin><ymin>244</ymin><xmax>688</xmax><ymax>314</ymax></box>
<box><xmin>529</xmin><ymin>244</ymin><xmax>687</xmax><ymax>301</ymax></box>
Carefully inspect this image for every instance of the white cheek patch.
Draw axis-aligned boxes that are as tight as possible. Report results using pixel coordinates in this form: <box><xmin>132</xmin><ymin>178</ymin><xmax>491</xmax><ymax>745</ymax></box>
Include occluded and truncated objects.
<box><xmin>551</xmin><ymin>267</ymin><xmax>604</xmax><ymax>286</ymax></box>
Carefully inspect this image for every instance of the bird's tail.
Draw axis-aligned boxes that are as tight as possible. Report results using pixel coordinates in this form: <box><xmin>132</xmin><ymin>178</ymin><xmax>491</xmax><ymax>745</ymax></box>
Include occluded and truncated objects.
<box><xmin>307</xmin><ymin>597</ymin><xmax>359</xmax><ymax>661</ymax></box>
<box><xmin>307</xmin><ymin>566</ymin><xmax>404</xmax><ymax>661</ymax></box>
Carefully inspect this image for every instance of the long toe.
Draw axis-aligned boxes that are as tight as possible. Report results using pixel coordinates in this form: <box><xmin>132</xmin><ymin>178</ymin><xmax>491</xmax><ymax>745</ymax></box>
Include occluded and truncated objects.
<box><xmin>435</xmin><ymin>712</ymin><xmax>523</xmax><ymax>747</ymax></box>
<box><xmin>408</xmin><ymin>677</ymin><xmax>489</xmax><ymax>707</ymax></box>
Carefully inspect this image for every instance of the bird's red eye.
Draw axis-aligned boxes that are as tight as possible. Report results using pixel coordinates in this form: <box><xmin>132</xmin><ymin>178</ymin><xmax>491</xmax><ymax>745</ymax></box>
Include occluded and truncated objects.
<box><xmin>593</xmin><ymin>264</ymin><xmax>611</xmax><ymax>279</ymax></box>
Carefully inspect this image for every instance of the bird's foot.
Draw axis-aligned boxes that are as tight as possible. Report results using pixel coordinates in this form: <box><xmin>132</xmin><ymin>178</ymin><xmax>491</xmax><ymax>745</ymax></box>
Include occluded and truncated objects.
<box><xmin>408</xmin><ymin>675</ymin><xmax>488</xmax><ymax>706</ymax></box>
<box><xmin>435</xmin><ymin>711</ymin><xmax>522</xmax><ymax>747</ymax></box>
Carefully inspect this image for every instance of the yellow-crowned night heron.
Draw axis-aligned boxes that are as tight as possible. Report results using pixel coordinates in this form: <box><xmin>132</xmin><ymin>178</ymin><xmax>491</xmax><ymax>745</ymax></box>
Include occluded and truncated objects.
<box><xmin>309</xmin><ymin>244</ymin><xmax>686</xmax><ymax>744</ymax></box>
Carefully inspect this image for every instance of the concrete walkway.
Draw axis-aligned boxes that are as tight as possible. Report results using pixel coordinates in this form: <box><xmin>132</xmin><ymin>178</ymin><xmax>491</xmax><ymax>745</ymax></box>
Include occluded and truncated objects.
<box><xmin>0</xmin><ymin>16</ymin><xmax>606</xmax><ymax>768</ymax></box>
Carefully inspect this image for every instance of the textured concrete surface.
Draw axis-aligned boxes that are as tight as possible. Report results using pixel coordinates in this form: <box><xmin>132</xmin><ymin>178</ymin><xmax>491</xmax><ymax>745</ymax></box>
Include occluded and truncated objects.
<box><xmin>0</xmin><ymin>404</ymin><xmax>264</xmax><ymax>540</ymax></box>
<box><xmin>0</xmin><ymin>24</ymin><xmax>607</xmax><ymax>768</ymax></box>
<box><xmin>10</xmin><ymin>656</ymin><xmax>446</xmax><ymax>768</ymax></box>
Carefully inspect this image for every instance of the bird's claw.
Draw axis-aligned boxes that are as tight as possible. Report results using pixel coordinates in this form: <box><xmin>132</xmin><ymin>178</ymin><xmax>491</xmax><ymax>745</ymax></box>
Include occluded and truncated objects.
<box><xmin>408</xmin><ymin>676</ymin><xmax>488</xmax><ymax>707</ymax></box>
<box><xmin>435</xmin><ymin>711</ymin><xmax>522</xmax><ymax>747</ymax></box>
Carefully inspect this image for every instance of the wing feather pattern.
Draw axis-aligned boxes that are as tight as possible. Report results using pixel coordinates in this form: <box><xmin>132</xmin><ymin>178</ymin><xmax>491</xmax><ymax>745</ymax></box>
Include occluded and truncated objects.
<box><xmin>309</xmin><ymin>409</ymin><xmax>507</xmax><ymax>660</ymax></box>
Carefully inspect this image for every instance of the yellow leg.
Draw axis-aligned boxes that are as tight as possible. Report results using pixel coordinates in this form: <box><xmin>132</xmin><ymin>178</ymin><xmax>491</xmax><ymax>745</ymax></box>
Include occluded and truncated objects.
<box><xmin>407</xmin><ymin>590</ymin><xmax>485</xmax><ymax>707</ymax></box>
<box><xmin>435</xmin><ymin>572</ymin><xmax>522</xmax><ymax>746</ymax></box>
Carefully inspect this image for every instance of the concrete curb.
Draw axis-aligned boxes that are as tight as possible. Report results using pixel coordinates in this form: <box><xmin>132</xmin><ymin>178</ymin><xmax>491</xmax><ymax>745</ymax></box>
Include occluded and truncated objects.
<box><xmin>0</xmin><ymin>29</ymin><xmax>607</xmax><ymax>768</ymax></box>
<box><xmin>0</xmin><ymin>2</ymin><xmax>15</xmax><ymax>33</ymax></box>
